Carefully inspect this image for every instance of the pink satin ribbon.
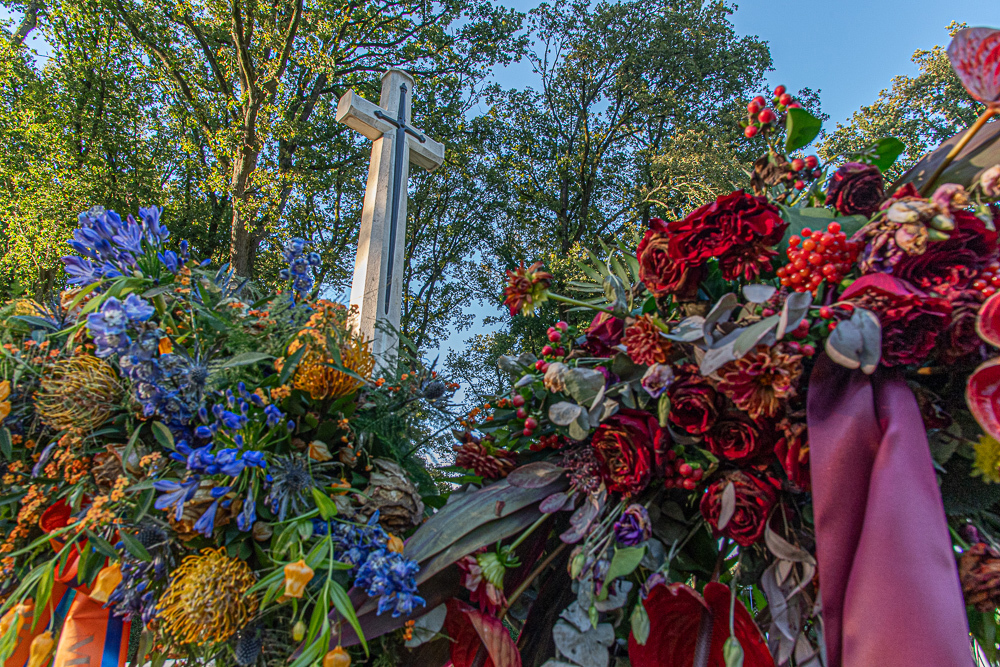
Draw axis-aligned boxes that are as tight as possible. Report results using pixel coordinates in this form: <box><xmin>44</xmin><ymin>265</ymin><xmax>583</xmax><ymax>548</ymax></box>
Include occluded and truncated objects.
<box><xmin>807</xmin><ymin>354</ymin><xmax>972</xmax><ymax>667</ymax></box>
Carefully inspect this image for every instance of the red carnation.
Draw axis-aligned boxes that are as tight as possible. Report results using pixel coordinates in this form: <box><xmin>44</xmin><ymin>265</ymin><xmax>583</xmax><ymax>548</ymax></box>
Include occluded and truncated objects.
<box><xmin>700</xmin><ymin>471</ymin><xmax>777</xmax><ymax>547</ymax></box>
<box><xmin>622</xmin><ymin>315</ymin><xmax>672</xmax><ymax>366</ymax></box>
<box><xmin>667</xmin><ymin>364</ymin><xmax>719</xmax><ymax>435</ymax></box>
<box><xmin>591</xmin><ymin>409</ymin><xmax>667</xmax><ymax>496</ymax></box>
<box><xmin>842</xmin><ymin>274</ymin><xmax>953</xmax><ymax>367</ymax></box>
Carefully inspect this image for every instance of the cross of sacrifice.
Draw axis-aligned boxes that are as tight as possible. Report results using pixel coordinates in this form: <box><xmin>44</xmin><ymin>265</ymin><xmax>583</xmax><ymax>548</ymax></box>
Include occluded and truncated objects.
<box><xmin>336</xmin><ymin>69</ymin><xmax>445</xmax><ymax>365</ymax></box>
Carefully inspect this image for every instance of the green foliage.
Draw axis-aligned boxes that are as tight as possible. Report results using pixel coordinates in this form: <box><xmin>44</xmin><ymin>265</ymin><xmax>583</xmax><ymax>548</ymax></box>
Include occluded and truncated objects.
<box><xmin>819</xmin><ymin>22</ymin><xmax>986</xmax><ymax>182</ymax></box>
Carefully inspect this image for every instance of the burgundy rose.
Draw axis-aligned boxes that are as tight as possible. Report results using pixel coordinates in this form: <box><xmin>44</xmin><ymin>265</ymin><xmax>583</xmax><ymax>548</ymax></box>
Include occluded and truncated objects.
<box><xmin>826</xmin><ymin>162</ymin><xmax>885</xmax><ymax>217</ymax></box>
<box><xmin>667</xmin><ymin>364</ymin><xmax>719</xmax><ymax>435</ymax></box>
<box><xmin>891</xmin><ymin>210</ymin><xmax>999</xmax><ymax>298</ymax></box>
<box><xmin>637</xmin><ymin>218</ymin><xmax>705</xmax><ymax>300</ymax></box>
<box><xmin>704</xmin><ymin>416</ymin><xmax>766</xmax><ymax>463</ymax></box>
<box><xmin>940</xmin><ymin>289</ymin><xmax>988</xmax><ymax>364</ymax></box>
<box><xmin>842</xmin><ymin>274</ymin><xmax>953</xmax><ymax>367</ymax></box>
<box><xmin>591</xmin><ymin>409</ymin><xmax>667</xmax><ymax>496</ymax></box>
<box><xmin>667</xmin><ymin>191</ymin><xmax>787</xmax><ymax>281</ymax></box>
<box><xmin>700</xmin><ymin>471</ymin><xmax>778</xmax><ymax>547</ymax></box>
<box><xmin>583</xmin><ymin>312</ymin><xmax>624</xmax><ymax>357</ymax></box>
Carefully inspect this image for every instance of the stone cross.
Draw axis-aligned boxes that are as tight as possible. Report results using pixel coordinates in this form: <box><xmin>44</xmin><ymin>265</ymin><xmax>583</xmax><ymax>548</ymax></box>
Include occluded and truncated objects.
<box><xmin>336</xmin><ymin>69</ymin><xmax>445</xmax><ymax>365</ymax></box>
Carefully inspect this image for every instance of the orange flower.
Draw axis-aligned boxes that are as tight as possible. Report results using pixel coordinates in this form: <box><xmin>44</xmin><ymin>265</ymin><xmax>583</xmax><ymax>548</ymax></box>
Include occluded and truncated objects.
<box><xmin>282</xmin><ymin>560</ymin><xmax>314</xmax><ymax>599</ymax></box>
<box><xmin>27</xmin><ymin>630</ymin><xmax>54</xmax><ymax>667</ymax></box>
<box><xmin>323</xmin><ymin>646</ymin><xmax>351</xmax><ymax>667</ymax></box>
<box><xmin>387</xmin><ymin>534</ymin><xmax>404</xmax><ymax>554</ymax></box>
<box><xmin>90</xmin><ymin>564</ymin><xmax>123</xmax><ymax>603</ymax></box>
<box><xmin>718</xmin><ymin>343</ymin><xmax>803</xmax><ymax>420</ymax></box>
<box><xmin>622</xmin><ymin>315</ymin><xmax>671</xmax><ymax>366</ymax></box>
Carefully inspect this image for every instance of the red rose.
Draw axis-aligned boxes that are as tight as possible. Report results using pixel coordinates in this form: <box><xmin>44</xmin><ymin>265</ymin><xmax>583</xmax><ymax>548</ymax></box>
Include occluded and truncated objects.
<box><xmin>842</xmin><ymin>274</ymin><xmax>953</xmax><ymax>367</ymax></box>
<box><xmin>583</xmin><ymin>312</ymin><xmax>624</xmax><ymax>357</ymax></box>
<box><xmin>637</xmin><ymin>218</ymin><xmax>705</xmax><ymax>300</ymax></box>
<box><xmin>668</xmin><ymin>191</ymin><xmax>786</xmax><ymax>280</ymax></box>
<box><xmin>941</xmin><ymin>289</ymin><xmax>988</xmax><ymax>364</ymax></box>
<box><xmin>704</xmin><ymin>416</ymin><xmax>766</xmax><ymax>463</ymax></box>
<box><xmin>700</xmin><ymin>471</ymin><xmax>777</xmax><ymax>547</ymax></box>
<box><xmin>667</xmin><ymin>364</ymin><xmax>719</xmax><ymax>435</ymax></box>
<box><xmin>826</xmin><ymin>162</ymin><xmax>885</xmax><ymax>217</ymax></box>
<box><xmin>892</xmin><ymin>210</ymin><xmax>998</xmax><ymax>297</ymax></box>
<box><xmin>591</xmin><ymin>409</ymin><xmax>667</xmax><ymax>496</ymax></box>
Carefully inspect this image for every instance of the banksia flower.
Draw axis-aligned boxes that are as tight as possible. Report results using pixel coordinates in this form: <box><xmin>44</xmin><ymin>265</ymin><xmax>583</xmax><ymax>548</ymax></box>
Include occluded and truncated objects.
<box><xmin>279</xmin><ymin>301</ymin><xmax>375</xmax><ymax>400</ymax></box>
<box><xmin>359</xmin><ymin>460</ymin><xmax>425</xmax><ymax>533</ymax></box>
<box><xmin>622</xmin><ymin>315</ymin><xmax>671</xmax><ymax>366</ymax></box>
<box><xmin>157</xmin><ymin>548</ymin><xmax>258</xmax><ymax>645</ymax></box>
<box><xmin>503</xmin><ymin>261</ymin><xmax>552</xmax><ymax>317</ymax></box>
<box><xmin>718</xmin><ymin>343</ymin><xmax>803</xmax><ymax>420</ymax></box>
<box><xmin>960</xmin><ymin>542</ymin><xmax>1000</xmax><ymax>612</ymax></box>
<box><xmin>35</xmin><ymin>355</ymin><xmax>120</xmax><ymax>432</ymax></box>
<box><xmin>454</xmin><ymin>439</ymin><xmax>516</xmax><ymax>480</ymax></box>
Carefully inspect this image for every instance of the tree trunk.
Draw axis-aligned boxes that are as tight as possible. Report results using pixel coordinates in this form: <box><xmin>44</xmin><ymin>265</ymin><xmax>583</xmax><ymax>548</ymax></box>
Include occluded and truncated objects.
<box><xmin>229</xmin><ymin>113</ymin><xmax>261</xmax><ymax>276</ymax></box>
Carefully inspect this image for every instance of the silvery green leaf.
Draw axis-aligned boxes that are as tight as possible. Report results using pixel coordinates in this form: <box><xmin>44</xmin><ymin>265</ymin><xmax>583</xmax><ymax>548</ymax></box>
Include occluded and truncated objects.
<box><xmin>703</xmin><ymin>293</ymin><xmax>740</xmax><ymax>345</ymax></box>
<box><xmin>550</xmin><ymin>402</ymin><xmax>585</xmax><ymax>426</ymax></box>
<box><xmin>594</xmin><ymin>580</ymin><xmax>631</xmax><ymax>611</ymax></box>
<box><xmin>699</xmin><ymin>340</ymin><xmax>738</xmax><ymax>376</ymax></box>
<box><xmin>852</xmin><ymin>307</ymin><xmax>882</xmax><ymax>374</ymax></box>
<box><xmin>404</xmin><ymin>604</ymin><xmax>447</xmax><ymax>647</ymax></box>
<box><xmin>515</xmin><ymin>374</ymin><xmax>536</xmax><ymax>388</ymax></box>
<box><xmin>732</xmin><ymin>315</ymin><xmax>780</xmax><ymax>359</ymax></box>
<box><xmin>665</xmin><ymin>316</ymin><xmax>706</xmax><ymax>343</ymax></box>
<box><xmin>641</xmin><ymin>538</ymin><xmax>667</xmax><ymax>571</ymax></box>
<box><xmin>552</xmin><ymin>619</ymin><xmax>614</xmax><ymax>667</ymax></box>
<box><xmin>560</xmin><ymin>600</ymin><xmax>592</xmax><ymax>633</ymax></box>
<box><xmin>777</xmin><ymin>291</ymin><xmax>813</xmax><ymax>339</ymax></box>
<box><xmin>610</xmin><ymin>353</ymin><xmax>645</xmax><ymax>382</ymax></box>
<box><xmin>589</xmin><ymin>382</ymin><xmax>606</xmax><ymax>411</ymax></box>
<box><xmin>825</xmin><ymin>318</ymin><xmax>863</xmax><ymax>370</ymax></box>
<box><xmin>564</xmin><ymin>368</ymin><xmax>606</xmax><ymax>406</ymax></box>
<box><xmin>603</xmin><ymin>274</ymin><xmax>629</xmax><ymax>315</ymax></box>
<box><xmin>590</xmin><ymin>398</ymin><xmax>619</xmax><ymax>425</ymax></box>
<box><xmin>717</xmin><ymin>482</ymin><xmax>736</xmax><ymax>531</ymax></box>
<box><xmin>742</xmin><ymin>284</ymin><xmax>777</xmax><ymax>304</ymax></box>
<box><xmin>568</xmin><ymin>412</ymin><xmax>591</xmax><ymax>441</ymax></box>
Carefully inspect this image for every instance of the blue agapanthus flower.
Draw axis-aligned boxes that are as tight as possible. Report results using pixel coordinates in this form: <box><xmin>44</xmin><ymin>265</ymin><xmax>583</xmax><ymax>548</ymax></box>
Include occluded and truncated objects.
<box><xmin>63</xmin><ymin>206</ymin><xmax>180</xmax><ymax>286</ymax></box>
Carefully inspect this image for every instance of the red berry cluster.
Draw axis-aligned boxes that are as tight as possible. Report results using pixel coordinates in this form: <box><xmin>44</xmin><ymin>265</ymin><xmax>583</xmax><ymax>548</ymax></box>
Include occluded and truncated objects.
<box><xmin>541</xmin><ymin>321</ymin><xmax>569</xmax><ymax>358</ymax></box>
<box><xmin>777</xmin><ymin>221</ymin><xmax>859</xmax><ymax>294</ymax></box>
<box><xmin>663</xmin><ymin>450</ymin><xmax>704</xmax><ymax>491</ymax></box>
<box><xmin>789</xmin><ymin>155</ymin><xmax>822</xmax><ymax>191</ymax></box>
<box><xmin>819</xmin><ymin>303</ymin><xmax>855</xmax><ymax>332</ymax></box>
<box><xmin>972</xmin><ymin>260</ymin><xmax>1000</xmax><ymax>298</ymax></box>
<box><xmin>743</xmin><ymin>84</ymin><xmax>802</xmax><ymax>139</ymax></box>
<box><xmin>530</xmin><ymin>433</ymin><xmax>564</xmax><ymax>453</ymax></box>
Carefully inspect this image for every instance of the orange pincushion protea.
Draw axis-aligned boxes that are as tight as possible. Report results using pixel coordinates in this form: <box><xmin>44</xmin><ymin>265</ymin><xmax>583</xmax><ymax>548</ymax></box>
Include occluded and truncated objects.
<box><xmin>276</xmin><ymin>301</ymin><xmax>375</xmax><ymax>400</ymax></box>
<box><xmin>35</xmin><ymin>355</ymin><xmax>121</xmax><ymax>432</ymax></box>
<box><xmin>157</xmin><ymin>548</ymin><xmax>258</xmax><ymax>645</ymax></box>
<box><xmin>717</xmin><ymin>343</ymin><xmax>803</xmax><ymax>420</ymax></box>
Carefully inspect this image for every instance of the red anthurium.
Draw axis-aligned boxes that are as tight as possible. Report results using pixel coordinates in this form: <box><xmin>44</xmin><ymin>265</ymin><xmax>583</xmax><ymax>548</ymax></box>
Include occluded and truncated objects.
<box><xmin>947</xmin><ymin>27</ymin><xmax>1000</xmax><ymax>106</ymax></box>
<box><xmin>968</xmin><ymin>292</ymin><xmax>1000</xmax><ymax>440</ymax></box>
<box><xmin>628</xmin><ymin>582</ymin><xmax>773</xmax><ymax>667</ymax></box>
<box><xmin>444</xmin><ymin>599</ymin><xmax>521</xmax><ymax>667</ymax></box>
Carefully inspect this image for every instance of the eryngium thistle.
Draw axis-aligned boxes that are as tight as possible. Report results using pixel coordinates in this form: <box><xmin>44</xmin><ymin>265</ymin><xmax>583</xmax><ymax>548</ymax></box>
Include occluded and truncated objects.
<box><xmin>157</xmin><ymin>548</ymin><xmax>258</xmax><ymax>645</ymax></box>
<box><xmin>35</xmin><ymin>355</ymin><xmax>120</xmax><ymax>431</ymax></box>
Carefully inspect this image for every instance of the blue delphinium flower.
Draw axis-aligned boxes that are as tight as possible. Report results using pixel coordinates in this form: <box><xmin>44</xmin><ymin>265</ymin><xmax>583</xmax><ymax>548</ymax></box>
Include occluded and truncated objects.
<box><xmin>153</xmin><ymin>478</ymin><xmax>200</xmax><ymax>521</ymax></box>
<box><xmin>280</xmin><ymin>237</ymin><xmax>321</xmax><ymax>302</ymax></box>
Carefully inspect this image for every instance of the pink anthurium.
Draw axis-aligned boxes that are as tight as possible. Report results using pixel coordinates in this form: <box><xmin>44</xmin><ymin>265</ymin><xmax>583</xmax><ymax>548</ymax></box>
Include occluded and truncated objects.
<box><xmin>968</xmin><ymin>292</ymin><xmax>1000</xmax><ymax>440</ymax></box>
<box><xmin>948</xmin><ymin>27</ymin><xmax>1000</xmax><ymax>106</ymax></box>
<box><xmin>628</xmin><ymin>582</ymin><xmax>774</xmax><ymax>667</ymax></box>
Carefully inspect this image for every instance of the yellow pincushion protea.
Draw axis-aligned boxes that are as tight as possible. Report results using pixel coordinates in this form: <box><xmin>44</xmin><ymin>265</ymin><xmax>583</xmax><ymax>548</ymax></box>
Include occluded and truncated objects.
<box><xmin>157</xmin><ymin>548</ymin><xmax>258</xmax><ymax>645</ymax></box>
<box><xmin>277</xmin><ymin>301</ymin><xmax>375</xmax><ymax>400</ymax></box>
<box><xmin>35</xmin><ymin>355</ymin><xmax>121</xmax><ymax>432</ymax></box>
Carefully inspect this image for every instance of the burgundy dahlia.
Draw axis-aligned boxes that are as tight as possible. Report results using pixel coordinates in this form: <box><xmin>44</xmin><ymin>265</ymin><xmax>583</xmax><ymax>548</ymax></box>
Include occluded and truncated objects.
<box><xmin>622</xmin><ymin>315</ymin><xmax>672</xmax><ymax>366</ymax></box>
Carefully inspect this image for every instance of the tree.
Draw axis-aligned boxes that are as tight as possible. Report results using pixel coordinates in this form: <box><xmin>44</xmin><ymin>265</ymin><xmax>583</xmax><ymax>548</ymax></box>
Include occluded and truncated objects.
<box><xmin>111</xmin><ymin>0</ymin><xmax>522</xmax><ymax>278</ymax></box>
<box><xmin>445</xmin><ymin>0</ymin><xmax>774</xmax><ymax>399</ymax></box>
<box><xmin>819</xmin><ymin>23</ymin><xmax>986</xmax><ymax>182</ymax></box>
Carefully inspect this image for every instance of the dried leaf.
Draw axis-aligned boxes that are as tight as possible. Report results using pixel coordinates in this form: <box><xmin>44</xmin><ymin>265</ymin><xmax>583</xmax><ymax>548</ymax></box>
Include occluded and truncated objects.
<box><xmin>717</xmin><ymin>482</ymin><xmax>736</xmax><ymax>531</ymax></box>
<box><xmin>507</xmin><ymin>462</ymin><xmax>566</xmax><ymax>489</ymax></box>
<box><xmin>764</xmin><ymin>524</ymin><xmax>816</xmax><ymax>565</ymax></box>
<box><xmin>732</xmin><ymin>315</ymin><xmax>780</xmax><ymax>359</ymax></box>
<box><xmin>703</xmin><ymin>293</ymin><xmax>740</xmax><ymax>346</ymax></box>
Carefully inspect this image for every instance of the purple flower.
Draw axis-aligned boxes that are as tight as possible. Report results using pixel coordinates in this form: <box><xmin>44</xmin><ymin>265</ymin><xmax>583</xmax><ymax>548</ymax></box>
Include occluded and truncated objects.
<box><xmin>613</xmin><ymin>504</ymin><xmax>652</xmax><ymax>547</ymax></box>
<box><xmin>123</xmin><ymin>293</ymin><xmax>155</xmax><ymax>322</ymax></box>
<box><xmin>153</xmin><ymin>478</ymin><xmax>200</xmax><ymax>521</ymax></box>
<box><xmin>640</xmin><ymin>364</ymin><xmax>674</xmax><ymax>398</ymax></box>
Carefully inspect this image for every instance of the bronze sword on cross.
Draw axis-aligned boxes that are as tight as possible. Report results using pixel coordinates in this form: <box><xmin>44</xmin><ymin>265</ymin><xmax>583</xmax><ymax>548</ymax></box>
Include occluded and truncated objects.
<box><xmin>335</xmin><ymin>69</ymin><xmax>445</xmax><ymax>364</ymax></box>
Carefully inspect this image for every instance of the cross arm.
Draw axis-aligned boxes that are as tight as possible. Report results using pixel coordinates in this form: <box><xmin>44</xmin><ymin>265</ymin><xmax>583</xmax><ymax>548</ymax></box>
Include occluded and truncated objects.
<box><xmin>335</xmin><ymin>89</ymin><xmax>396</xmax><ymax>140</ymax></box>
<box><xmin>409</xmin><ymin>135</ymin><xmax>445</xmax><ymax>172</ymax></box>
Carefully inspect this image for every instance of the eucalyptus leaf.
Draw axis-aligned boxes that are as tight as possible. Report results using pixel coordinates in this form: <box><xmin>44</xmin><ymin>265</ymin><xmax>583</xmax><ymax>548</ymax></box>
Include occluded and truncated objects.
<box><xmin>550</xmin><ymin>402</ymin><xmax>585</xmax><ymax>426</ymax></box>
<box><xmin>665</xmin><ymin>316</ymin><xmax>706</xmax><ymax>343</ymax></box>
<box><xmin>732</xmin><ymin>315</ymin><xmax>779</xmax><ymax>359</ymax></box>
<box><xmin>825</xmin><ymin>318</ymin><xmax>863</xmax><ymax>370</ymax></box>
<box><xmin>563</xmin><ymin>368</ymin><xmax>606</xmax><ymax>407</ymax></box>
<box><xmin>742</xmin><ymin>284</ymin><xmax>776</xmax><ymax>304</ymax></box>
<box><xmin>717</xmin><ymin>482</ymin><xmax>736</xmax><ymax>531</ymax></box>
<box><xmin>776</xmin><ymin>291</ymin><xmax>813</xmax><ymax>339</ymax></box>
<box><xmin>703</xmin><ymin>293</ymin><xmax>739</xmax><ymax>346</ymax></box>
